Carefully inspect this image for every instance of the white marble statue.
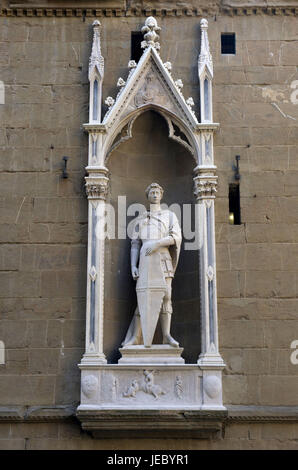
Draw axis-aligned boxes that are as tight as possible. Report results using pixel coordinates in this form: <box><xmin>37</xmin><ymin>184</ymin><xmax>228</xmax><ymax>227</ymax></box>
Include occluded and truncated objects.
<box><xmin>122</xmin><ymin>183</ymin><xmax>182</xmax><ymax>348</ymax></box>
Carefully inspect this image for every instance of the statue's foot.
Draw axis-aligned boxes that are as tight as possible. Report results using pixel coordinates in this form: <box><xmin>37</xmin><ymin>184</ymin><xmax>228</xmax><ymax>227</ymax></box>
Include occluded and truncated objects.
<box><xmin>163</xmin><ymin>334</ymin><xmax>179</xmax><ymax>348</ymax></box>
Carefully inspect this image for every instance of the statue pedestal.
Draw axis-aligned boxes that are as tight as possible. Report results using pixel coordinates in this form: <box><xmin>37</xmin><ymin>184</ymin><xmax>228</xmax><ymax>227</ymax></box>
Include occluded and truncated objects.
<box><xmin>118</xmin><ymin>345</ymin><xmax>185</xmax><ymax>364</ymax></box>
<box><xmin>77</xmin><ymin>360</ymin><xmax>227</xmax><ymax>438</ymax></box>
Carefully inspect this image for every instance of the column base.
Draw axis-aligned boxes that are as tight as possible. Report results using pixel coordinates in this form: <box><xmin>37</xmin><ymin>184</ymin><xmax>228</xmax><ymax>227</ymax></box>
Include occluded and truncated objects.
<box><xmin>80</xmin><ymin>352</ymin><xmax>107</xmax><ymax>366</ymax></box>
<box><xmin>197</xmin><ymin>352</ymin><xmax>226</xmax><ymax>369</ymax></box>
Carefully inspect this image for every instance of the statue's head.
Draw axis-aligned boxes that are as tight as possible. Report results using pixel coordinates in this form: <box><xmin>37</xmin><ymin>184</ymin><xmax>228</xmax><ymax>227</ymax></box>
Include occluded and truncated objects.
<box><xmin>145</xmin><ymin>182</ymin><xmax>164</xmax><ymax>204</ymax></box>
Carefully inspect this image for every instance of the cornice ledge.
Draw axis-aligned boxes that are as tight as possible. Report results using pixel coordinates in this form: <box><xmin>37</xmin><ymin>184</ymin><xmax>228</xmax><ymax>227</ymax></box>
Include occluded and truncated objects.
<box><xmin>1</xmin><ymin>3</ymin><xmax>297</xmax><ymax>17</ymax></box>
<box><xmin>0</xmin><ymin>405</ymin><xmax>76</xmax><ymax>422</ymax></box>
<box><xmin>76</xmin><ymin>409</ymin><xmax>228</xmax><ymax>439</ymax></box>
<box><xmin>195</xmin><ymin>123</ymin><xmax>220</xmax><ymax>132</ymax></box>
<box><xmin>83</xmin><ymin>123</ymin><xmax>107</xmax><ymax>133</ymax></box>
<box><xmin>227</xmin><ymin>405</ymin><xmax>298</xmax><ymax>422</ymax></box>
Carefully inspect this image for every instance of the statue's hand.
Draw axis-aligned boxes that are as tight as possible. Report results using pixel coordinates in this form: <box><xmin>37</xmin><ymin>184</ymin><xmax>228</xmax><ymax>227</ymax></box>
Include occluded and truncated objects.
<box><xmin>145</xmin><ymin>241</ymin><xmax>160</xmax><ymax>256</ymax></box>
<box><xmin>131</xmin><ymin>266</ymin><xmax>139</xmax><ymax>280</ymax></box>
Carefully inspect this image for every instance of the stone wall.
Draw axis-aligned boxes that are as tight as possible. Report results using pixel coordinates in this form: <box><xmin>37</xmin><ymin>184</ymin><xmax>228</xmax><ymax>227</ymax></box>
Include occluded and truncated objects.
<box><xmin>0</xmin><ymin>4</ymin><xmax>297</xmax><ymax>448</ymax></box>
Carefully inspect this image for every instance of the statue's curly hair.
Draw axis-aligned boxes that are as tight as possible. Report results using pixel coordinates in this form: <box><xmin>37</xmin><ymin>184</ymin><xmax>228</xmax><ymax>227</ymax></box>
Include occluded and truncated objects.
<box><xmin>145</xmin><ymin>182</ymin><xmax>164</xmax><ymax>198</ymax></box>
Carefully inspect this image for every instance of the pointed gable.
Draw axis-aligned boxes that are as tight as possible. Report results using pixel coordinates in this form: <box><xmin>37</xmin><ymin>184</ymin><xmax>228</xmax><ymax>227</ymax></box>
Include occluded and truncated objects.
<box><xmin>102</xmin><ymin>17</ymin><xmax>198</xmax><ymax>132</ymax></box>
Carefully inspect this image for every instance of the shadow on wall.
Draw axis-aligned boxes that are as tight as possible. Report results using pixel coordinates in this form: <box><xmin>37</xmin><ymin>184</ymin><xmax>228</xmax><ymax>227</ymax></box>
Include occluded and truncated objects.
<box><xmin>104</xmin><ymin>110</ymin><xmax>200</xmax><ymax>363</ymax></box>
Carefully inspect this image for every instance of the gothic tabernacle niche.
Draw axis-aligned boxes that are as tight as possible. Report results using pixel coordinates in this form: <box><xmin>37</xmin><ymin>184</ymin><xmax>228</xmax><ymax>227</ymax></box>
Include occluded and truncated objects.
<box><xmin>104</xmin><ymin>110</ymin><xmax>199</xmax><ymax>364</ymax></box>
<box><xmin>77</xmin><ymin>16</ymin><xmax>227</xmax><ymax>438</ymax></box>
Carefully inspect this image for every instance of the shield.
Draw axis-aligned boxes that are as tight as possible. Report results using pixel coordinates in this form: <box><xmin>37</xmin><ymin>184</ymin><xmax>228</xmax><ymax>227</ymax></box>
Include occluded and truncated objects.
<box><xmin>136</xmin><ymin>249</ymin><xmax>167</xmax><ymax>347</ymax></box>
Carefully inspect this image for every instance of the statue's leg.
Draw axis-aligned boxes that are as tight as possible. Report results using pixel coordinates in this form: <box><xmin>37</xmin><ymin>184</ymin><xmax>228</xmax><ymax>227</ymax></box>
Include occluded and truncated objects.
<box><xmin>121</xmin><ymin>306</ymin><xmax>142</xmax><ymax>346</ymax></box>
<box><xmin>160</xmin><ymin>278</ymin><xmax>179</xmax><ymax>348</ymax></box>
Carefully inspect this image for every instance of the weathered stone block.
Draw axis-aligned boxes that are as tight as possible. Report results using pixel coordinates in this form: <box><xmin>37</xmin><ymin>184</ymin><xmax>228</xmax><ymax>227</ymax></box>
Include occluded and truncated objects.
<box><xmin>217</xmin><ymin>270</ymin><xmax>243</xmax><ymax>298</ymax></box>
<box><xmin>264</xmin><ymin>320</ymin><xmax>298</xmax><ymax>349</ymax></box>
<box><xmin>2</xmin><ymin>349</ymin><xmax>29</xmax><ymax>375</ymax></box>
<box><xmin>0</xmin><ymin>439</ymin><xmax>25</xmax><ymax>450</ymax></box>
<box><xmin>11</xmin><ymin>423</ymin><xmax>59</xmax><ymax>439</ymax></box>
<box><xmin>0</xmin><ymin>320</ymin><xmax>28</xmax><ymax>348</ymax></box>
<box><xmin>28</xmin><ymin>349</ymin><xmax>60</xmax><ymax>375</ymax></box>
<box><xmin>62</xmin><ymin>320</ymin><xmax>85</xmax><ymax>348</ymax></box>
<box><xmin>259</xmin><ymin>376</ymin><xmax>298</xmax><ymax>405</ymax></box>
<box><xmin>245</xmin><ymin>223</ymin><xmax>298</xmax><ymax>243</ymax></box>
<box><xmin>22</xmin><ymin>298</ymin><xmax>72</xmax><ymax>321</ymax></box>
<box><xmin>41</xmin><ymin>270</ymin><xmax>86</xmax><ymax>298</ymax></box>
<box><xmin>0</xmin><ymin>376</ymin><xmax>55</xmax><ymax>405</ymax></box>
<box><xmin>26</xmin><ymin>320</ymin><xmax>47</xmax><ymax>348</ymax></box>
<box><xmin>245</xmin><ymin>271</ymin><xmax>296</xmax><ymax>298</ymax></box>
<box><xmin>221</xmin><ymin>320</ymin><xmax>265</xmax><ymax>348</ymax></box>
<box><xmin>46</xmin><ymin>320</ymin><xmax>63</xmax><ymax>348</ymax></box>
<box><xmin>222</xmin><ymin>374</ymin><xmax>248</xmax><ymax>405</ymax></box>
<box><xmin>216</xmin><ymin>223</ymin><xmax>246</xmax><ymax>244</ymax></box>
<box><xmin>245</xmin><ymin>244</ymin><xmax>283</xmax><ymax>271</ymax></box>
<box><xmin>0</xmin><ymin>244</ymin><xmax>21</xmax><ymax>271</ymax></box>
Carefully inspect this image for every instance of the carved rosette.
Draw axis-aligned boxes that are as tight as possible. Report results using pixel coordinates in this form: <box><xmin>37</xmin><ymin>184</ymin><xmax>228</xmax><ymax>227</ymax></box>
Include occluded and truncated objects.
<box><xmin>193</xmin><ymin>175</ymin><xmax>217</xmax><ymax>200</ymax></box>
<box><xmin>85</xmin><ymin>176</ymin><xmax>109</xmax><ymax>200</ymax></box>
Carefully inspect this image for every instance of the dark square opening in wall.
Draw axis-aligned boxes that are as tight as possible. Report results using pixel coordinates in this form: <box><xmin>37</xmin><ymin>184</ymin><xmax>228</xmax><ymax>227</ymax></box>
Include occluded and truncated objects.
<box><xmin>221</xmin><ymin>33</ymin><xmax>236</xmax><ymax>54</ymax></box>
<box><xmin>229</xmin><ymin>183</ymin><xmax>241</xmax><ymax>225</ymax></box>
<box><xmin>131</xmin><ymin>32</ymin><xmax>143</xmax><ymax>62</ymax></box>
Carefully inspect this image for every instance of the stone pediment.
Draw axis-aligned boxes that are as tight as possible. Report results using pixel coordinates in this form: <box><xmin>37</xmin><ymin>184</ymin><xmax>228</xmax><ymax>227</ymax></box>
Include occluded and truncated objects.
<box><xmin>102</xmin><ymin>41</ymin><xmax>199</xmax><ymax>133</ymax></box>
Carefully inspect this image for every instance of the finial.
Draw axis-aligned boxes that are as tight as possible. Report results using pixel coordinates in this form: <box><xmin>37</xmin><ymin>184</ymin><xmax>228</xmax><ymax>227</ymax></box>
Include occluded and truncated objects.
<box><xmin>198</xmin><ymin>17</ymin><xmax>213</xmax><ymax>78</ymax></box>
<box><xmin>92</xmin><ymin>20</ymin><xmax>101</xmax><ymax>30</ymax></box>
<box><xmin>141</xmin><ymin>16</ymin><xmax>161</xmax><ymax>51</ymax></box>
<box><xmin>89</xmin><ymin>19</ymin><xmax>104</xmax><ymax>80</ymax></box>
<box><xmin>200</xmin><ymin>18</ymin><xmax>208</xmax><ymax>30</ymax></box>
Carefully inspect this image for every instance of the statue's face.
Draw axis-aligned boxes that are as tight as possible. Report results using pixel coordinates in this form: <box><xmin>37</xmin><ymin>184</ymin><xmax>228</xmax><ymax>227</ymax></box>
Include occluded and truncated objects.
<box><xmin>147</xmin><ymin>187</ymin><xmax>162</xmax><ymax>204</ymax></box>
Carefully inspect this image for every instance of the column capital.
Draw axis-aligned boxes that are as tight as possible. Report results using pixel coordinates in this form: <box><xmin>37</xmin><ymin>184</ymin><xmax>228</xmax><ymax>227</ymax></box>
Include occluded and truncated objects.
<box><xmin>85</xmin><ymin>174</ymin><xmax>109</xmax><ymax>201</ymax></box>
<box><xmin>193</xmin><ymin>174</ymin><xmax>217</xmax><ymax>200</ymax></box>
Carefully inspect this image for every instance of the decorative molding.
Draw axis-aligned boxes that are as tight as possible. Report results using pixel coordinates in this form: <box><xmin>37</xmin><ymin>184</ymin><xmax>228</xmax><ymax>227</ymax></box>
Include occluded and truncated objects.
<box><xmin>206</xmin><ymin>265</ymin><xmax>214</xmax><ymax>281</ymax></box>
<box><xmin>0</xmin><ymin>406</ymin><xmax>75</xmax><ymax>423</ymax></box>
<box><xmin>226</xmin><ymin>406</ymin><xmax>298</xmax><ymax>423</ymax></box>
<box><xmin>1</xmin><ymin>6</ymin><xmax>297</xmax><ymax>17</ymax></box>
<box><xmin>89</xmin><ymin>265</ymin><xmax>97</xmax><ymax>281</ymax></box>
<box><xmin>1</xmin><ymin>405</ymin><xmax>297</xmax><ymax>424</ymax></box>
